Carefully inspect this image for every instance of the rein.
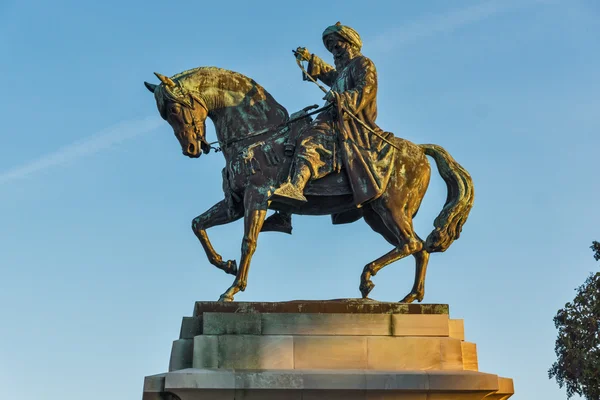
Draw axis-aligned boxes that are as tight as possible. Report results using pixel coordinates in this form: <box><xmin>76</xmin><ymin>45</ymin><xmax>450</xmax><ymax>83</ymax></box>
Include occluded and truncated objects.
<box><xmin>206</xmin><ymin>103</ymin><xmax>332</xmax><ymax>153</ymax></box>
<box><xmin>167</xmin><ymin>81</ymin><xmax>329</xmax><ymax>155</ymax></box>
<box><xmin>293</xmin><ymin>50</ymin><xmax>402</xmax><ymax>151</ymax></box>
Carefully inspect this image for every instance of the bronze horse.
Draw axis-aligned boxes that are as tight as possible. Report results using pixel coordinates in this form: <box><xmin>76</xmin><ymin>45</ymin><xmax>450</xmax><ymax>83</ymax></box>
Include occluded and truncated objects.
<box><xmin>144</xmin><ymin>66</ymin><xmax>474</xmax><ymax>302</ymax></box>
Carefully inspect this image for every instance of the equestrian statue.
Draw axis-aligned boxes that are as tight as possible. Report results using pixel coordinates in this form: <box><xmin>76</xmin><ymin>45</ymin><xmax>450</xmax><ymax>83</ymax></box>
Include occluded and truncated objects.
<box><xmin>144</xmin><ymin>22</ymin><xmax>474</xmax><ymax>302</ymax></box>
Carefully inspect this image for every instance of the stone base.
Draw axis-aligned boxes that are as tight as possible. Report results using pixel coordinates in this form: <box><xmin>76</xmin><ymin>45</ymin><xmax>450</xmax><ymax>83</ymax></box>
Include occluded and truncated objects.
<box><xmin>144</xmin><ymin>369</ymin><xmax>514</xmax><ymax>400</ymax></box>
<box><xmin>142</xmin><ymin>300</ymin><xmax>514</xmax><ymax>400</ymax></box>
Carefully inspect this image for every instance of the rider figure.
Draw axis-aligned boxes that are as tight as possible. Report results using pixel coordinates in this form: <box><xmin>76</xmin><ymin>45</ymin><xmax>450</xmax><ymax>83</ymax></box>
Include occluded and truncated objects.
<box><xmin>271</xmin><ymin>21</ymin><xmax>393</xmax><ymax>206</ymax></box>
<box><xmin>263</xmin><ymin>22</ymin><xmax>395</xmax><ymax>233</ymax></box>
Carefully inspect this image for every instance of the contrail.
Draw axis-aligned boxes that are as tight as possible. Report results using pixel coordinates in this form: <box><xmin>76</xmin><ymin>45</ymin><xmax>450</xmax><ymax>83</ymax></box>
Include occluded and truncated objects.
<box><xmin>0</xmin><ymin>116</ymin><xmax>163</xmax><ymax>184</ymax></box>
<box><xmin>368</xmin><ymin>0</ymin><xmax>554</xmax><ymax>52</ymax></box>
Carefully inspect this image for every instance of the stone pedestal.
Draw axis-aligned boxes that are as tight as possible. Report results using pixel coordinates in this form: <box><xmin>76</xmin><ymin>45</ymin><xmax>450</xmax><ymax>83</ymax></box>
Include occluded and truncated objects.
<box><xmin>142</xmin><ymin>300</ymin><xmax>514</xmax><ymax>400</ymax></box>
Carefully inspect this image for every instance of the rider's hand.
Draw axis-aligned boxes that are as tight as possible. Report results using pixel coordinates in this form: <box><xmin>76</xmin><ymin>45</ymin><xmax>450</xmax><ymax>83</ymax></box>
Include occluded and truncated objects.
<box><xmin>323</xmin><ymin>90</ymin><xmax>337</xmax><ymax>103</ymax></box>
<box><xmin>295</xmin><ymin>47</ymin><xmax>311</xmax><ymax>62</ymax></box>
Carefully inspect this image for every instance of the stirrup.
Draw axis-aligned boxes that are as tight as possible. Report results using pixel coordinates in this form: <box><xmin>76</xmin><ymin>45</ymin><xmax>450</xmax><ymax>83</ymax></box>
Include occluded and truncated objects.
<box><xmin>270</xmin><ymin>182</ymin><xmax>308</xmax><ymax>206</ymax></box>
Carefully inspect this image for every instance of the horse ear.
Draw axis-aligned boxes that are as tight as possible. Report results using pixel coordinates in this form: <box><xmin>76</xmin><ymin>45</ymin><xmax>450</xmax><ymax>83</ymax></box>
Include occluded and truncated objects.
<box><xmin>144</xmin><ymin>81</ymin><xmax>157</xmax><ymax>93</ymax></box>
<box><xmin>154</xmin><ymin>72</ymin><xmax>176</xmax><ymax>87</ymax></box>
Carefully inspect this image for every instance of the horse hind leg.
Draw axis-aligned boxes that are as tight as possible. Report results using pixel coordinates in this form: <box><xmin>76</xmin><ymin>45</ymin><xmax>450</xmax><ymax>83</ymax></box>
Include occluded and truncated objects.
<box><xmin>360</xmin><ymin>204</ymin><xmax>424</xmax><ymax>299</ymax></box>
<box><xmin>400</xmin><ymin>250</ymin><xmax>430</xmax><ymax>303</ymax></box>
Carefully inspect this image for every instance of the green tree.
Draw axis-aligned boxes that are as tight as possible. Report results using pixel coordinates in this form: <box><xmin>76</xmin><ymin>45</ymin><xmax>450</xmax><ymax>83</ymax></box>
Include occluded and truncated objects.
<box><xmin>548</xmin><ymin>242</ymin><xmax>600</xmax><ymax>399</ymax></box>
<box><xmin>592</xmin><ymin>241</ymin><xmax>600</xmax><ymax>261</ymax></box>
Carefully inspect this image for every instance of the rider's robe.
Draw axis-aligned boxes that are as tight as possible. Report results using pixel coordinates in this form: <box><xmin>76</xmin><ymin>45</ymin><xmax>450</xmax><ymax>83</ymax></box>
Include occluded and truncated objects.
<box><xmin>306</xmin><ymin>54</ymin><xmax>396</xmax><ymax>207</ymax></box>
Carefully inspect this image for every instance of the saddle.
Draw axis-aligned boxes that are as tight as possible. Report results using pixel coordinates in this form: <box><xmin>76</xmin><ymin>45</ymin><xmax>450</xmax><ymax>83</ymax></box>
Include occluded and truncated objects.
<box><xmin>285</xmin><ymin>107</ymin><xmax>352</xmax><ymax>197</ymax></box>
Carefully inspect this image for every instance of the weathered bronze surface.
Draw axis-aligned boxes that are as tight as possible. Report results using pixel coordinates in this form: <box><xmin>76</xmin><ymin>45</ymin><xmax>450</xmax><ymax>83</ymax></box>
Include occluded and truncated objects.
<box><xmin>193</xmin><ymin>299</ymin><xmax>450</xmax><ymax>317</ymax></box>
<box><xmin>144</xmin><ymin>23</ymin><xmax>474</xmax><ymax>303</ymax></box>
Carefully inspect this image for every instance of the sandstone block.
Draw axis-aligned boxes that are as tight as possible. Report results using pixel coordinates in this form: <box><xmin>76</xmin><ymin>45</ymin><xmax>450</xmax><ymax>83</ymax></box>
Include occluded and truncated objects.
<box><xmin>427</xmin><ymin>392</ymin><xmax>490</xmax><ymax>400</ymax></box>
<box><xmin>441</xmin><ymin>338</ymin><xmax>464</xmax><ymax>370</ymax></box>
<box><xmin>262</xmin><ymin>313</ymin><xmax>391</xmax><ymax>336</ymax></box>
<box><xmin>367</xmin><ymin>337</ymin><xmax>442</xmax><ymax>370</ymax></box>
<box><xmin>218</xmin><ymin>335</ymin><xmax>293</xmax><ymax>369</ymax></box>
<box><xmin>172</xmin><ymin>389</ymin><xmax>234</xmax><ymax>400</ymax></box>
<box><xmin>233</xmin><ymin>389</ymin><xmax>301</xmax><ymax>400</ymax></box>
<box><xmin>203</xmin><ymin>312</ymin><xmax>261</xmax><ymax>335</ymax></box>
<box><xmin>484</xmin><ymin>376</ymin><xmax>515</xmax><ymax>400</ymax></box>
<box><xmin>302</xmin><ymin>390</ymin><xmax>366</xmax><ymax>400</ymax></box>
<box><xmin>166</xmin><ymin>368</ymin><xmax>235</xmax><ymax>389</ymax></box>
<box><xmin>234</xmin><ymin>370</ymin><xmax>303</xmax><ymax>389</ymax></box>
<box><xmin>169</xmin><ymin>339</ymin><xmax>193</xmax><ymax>371</ymax></box>
<box><xmin>448</xmin><ymin>319</ymin><xmax>465</xmax><ymax>341</ymax></box>
<box><xmin>426</xmin><ymin>370</ymin><xmax>498</xmax><ymax>391</ymax></box>
<box><xmin>366</xmin><ymin>392</ymin><xmax>427</xmax><ymax>400</ymax></box>
<box><xmin>179</xmin><ymin>317</ymin><xmax>202</xmax><ymax>339</ymax></box>
<box><xmin>301</xmin><ymin>370</ymin><xmax>367</xmax><ymax>390</ymax></box>
<box><xmin>143</xmin><ymin>373</ymin><xmax>166</xmax><ymax>400</ymax></box>
<box><xmin>365</xmin><ymin>370</ymin><xmax>428</xmax><ymax>391</ymax></box>
<box><xmin>294</xmin><ymin>336</ymin><xmax>367</xmax><ymax>369</ymax></box>
<box><xmin>192</xmin><ymin>335</ymin><xmax>218</xmax><ymax>368</ymax></box>
<box><xmin>392</xmin><ymin>314</ymin><xmax>449</xmax><ymax>337</ymax></box>
<box><xmin>462</xmin><ymin>342</ymin><xmax>479</xmax><ymax>371</ymax></box>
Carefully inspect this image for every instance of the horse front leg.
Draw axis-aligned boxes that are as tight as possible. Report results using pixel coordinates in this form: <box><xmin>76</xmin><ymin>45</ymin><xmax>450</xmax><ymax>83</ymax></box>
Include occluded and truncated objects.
<box><xmin>219</xmin><ymin>190</ymin><xmax>267</xmax><ymax>302</ymax></box>
<box><xmin>192</xmin><ymin>199</ymin><xmax>243</xmax><ymax>275</ymax></box>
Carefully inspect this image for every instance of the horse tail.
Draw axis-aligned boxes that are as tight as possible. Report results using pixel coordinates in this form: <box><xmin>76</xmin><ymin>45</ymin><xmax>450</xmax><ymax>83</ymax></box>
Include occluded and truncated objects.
<box><xmin>419</xmin><ymin>144</ymin><xmax>474</xmax><ymax>253</ymax></box>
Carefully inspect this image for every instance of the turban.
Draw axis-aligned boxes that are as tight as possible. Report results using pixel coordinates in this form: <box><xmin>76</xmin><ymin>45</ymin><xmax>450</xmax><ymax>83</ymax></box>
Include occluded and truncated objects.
<box><xmin>322</xmin><ymin>22</ymin><xmax>362</xmax><ymax>51</ymax></box>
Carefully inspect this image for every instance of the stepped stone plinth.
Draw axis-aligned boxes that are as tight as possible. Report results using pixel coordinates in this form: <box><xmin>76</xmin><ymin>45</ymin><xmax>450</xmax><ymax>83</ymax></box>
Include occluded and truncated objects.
<box><xmin>142</xmin><ymin>299</ymin><xmax>514</xmax><ymax>400</ymax></box>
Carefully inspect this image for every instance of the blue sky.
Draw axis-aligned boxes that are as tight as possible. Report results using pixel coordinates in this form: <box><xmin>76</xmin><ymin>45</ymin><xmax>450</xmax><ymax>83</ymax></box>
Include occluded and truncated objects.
<box><xmin>1</xmin><ymin>0</ymin><xmax>598</xmax><ymax>399</ymax></box>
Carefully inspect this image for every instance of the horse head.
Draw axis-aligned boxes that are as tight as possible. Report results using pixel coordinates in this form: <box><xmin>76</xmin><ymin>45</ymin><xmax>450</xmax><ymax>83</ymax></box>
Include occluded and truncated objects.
<box><xmin>145</xmin><ymin>72</ymin><xmax>211</xmax><ymax>158</ymax></box>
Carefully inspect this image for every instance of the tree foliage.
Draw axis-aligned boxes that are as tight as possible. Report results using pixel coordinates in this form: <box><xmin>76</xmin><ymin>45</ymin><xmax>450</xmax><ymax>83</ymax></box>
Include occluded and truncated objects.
<box><xmin>592</xmin><ymin>241</ymin><xmax>600</xmax><ymax>261</ymax></box>
<box><xmin>549</xmin><ymin>243</ymin><xmax>600</xmax><ymax>399</ymax></box>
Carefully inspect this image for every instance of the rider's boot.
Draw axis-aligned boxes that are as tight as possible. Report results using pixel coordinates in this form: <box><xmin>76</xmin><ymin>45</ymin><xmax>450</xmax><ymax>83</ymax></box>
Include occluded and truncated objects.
<box><xmin>270</xmin><ymin>162</ymin><xmax>311</xmax><ymax>206</ymax></box>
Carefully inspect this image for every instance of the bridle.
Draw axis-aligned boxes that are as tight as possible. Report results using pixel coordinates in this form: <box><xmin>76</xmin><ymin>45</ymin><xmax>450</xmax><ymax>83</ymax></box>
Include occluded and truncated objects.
<box><xmin>178</xmin><ymin>94</ymin><xmax>213</xmax><ymax>154</ymax></box>
<box><xmin>151</xmin><ymin>72</ymin><xmax>213</xmax><ymax>155</ymax></box>
<box><xmin>158</xmin><ymin>73</ymin><xmax>332</xmax><ymax>155</ymax></box>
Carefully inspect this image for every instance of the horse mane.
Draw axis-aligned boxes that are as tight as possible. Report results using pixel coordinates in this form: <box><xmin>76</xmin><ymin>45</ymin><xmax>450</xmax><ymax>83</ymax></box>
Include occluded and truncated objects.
<box><xmin>172</xmin><ymin>66</ymin><xmax>248</xmax><ymax>86</ymax></box>
<box><xmin>168</xmin><ymin>66</ymin><xmax>287</xmax><ymax>117</ymax></box>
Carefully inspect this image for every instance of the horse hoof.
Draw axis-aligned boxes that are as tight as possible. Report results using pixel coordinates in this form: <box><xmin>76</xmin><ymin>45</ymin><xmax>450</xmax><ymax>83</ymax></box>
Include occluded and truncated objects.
<box><xmin>218</xmin><ymin>294</ymin><xmax>234</xmax><ymax>302</ymax></box>
<box><xmin>399</xmin><ymin>291</ymin><xmax>423</xmax><ymax>304</ymax></box>
<box><xmin>359</xmin><ymin>280</ymin><xmax>375</xmax><ymax>298</ymax></box>
<box><xmin>224</xmin><ymin>260</ymin><xmax>238</xmax><ymax>275</ymax></box>
<box><xmin>399</xmin><ymin>294</ymin><xmax>414</xmax><ymax>303</ymax></box>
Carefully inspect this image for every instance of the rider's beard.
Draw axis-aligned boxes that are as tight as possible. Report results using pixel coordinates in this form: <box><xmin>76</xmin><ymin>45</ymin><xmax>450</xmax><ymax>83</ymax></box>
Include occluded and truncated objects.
<box><xmin>334</xmin><ymin>53</ymin><xmax>350</xmax><ymax>70</ymax></box>
<box><xmin>334</xmin><ymin>48</ymin><xmax>361</xmax><ymax>70</ymax></box>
